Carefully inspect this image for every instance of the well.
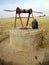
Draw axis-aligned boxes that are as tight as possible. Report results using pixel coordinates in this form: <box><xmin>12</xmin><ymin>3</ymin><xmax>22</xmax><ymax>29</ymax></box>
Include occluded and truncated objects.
<box><xmin>10</xmin><ymin>27</ymin><xmax>42</xmax><ymax>51</ymax></box>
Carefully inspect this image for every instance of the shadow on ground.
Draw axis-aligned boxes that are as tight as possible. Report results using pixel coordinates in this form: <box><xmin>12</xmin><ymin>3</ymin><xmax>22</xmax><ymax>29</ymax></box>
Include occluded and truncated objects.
<box><xmin>0</xmin><ymin>58</ymin><xmax>21</xmax><ymax>65</ymax></box>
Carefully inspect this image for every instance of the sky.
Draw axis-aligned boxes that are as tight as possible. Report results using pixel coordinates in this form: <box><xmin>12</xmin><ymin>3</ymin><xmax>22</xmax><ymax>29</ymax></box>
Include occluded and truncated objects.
<box><xmin>0</xmin><ymin>0</ymin><xmax>49</xmax><ymax>18</ymax></box>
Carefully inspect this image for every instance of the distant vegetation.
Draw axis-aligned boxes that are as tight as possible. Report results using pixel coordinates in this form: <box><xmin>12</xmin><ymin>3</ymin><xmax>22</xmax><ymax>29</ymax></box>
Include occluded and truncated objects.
<box><xmin>39</xmin><ymin>14</ymin><xmax>46</xmax><ymax>17</ymax></box>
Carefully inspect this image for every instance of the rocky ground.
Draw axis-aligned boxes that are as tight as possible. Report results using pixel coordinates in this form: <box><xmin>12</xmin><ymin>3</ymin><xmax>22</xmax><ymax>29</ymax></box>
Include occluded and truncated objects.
<box><xmin>0</xmin><ymin>31</ymin><xmax>49</xmax><ymax>65</ymax></box>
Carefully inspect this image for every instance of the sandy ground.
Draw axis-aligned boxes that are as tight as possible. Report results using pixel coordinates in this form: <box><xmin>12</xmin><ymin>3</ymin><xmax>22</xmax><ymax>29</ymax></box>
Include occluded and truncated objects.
<box><xmin>0</xmin><ymin>37</ymin><xmax>49</xmax><ymax>65</ymax></box>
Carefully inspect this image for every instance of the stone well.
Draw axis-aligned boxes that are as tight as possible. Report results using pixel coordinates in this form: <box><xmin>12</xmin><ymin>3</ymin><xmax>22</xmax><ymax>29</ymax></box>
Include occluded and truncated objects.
<box><xmin>10</xmin><ymin>27</ymin><xmax>42</xmax><ymax>51</ymax></box>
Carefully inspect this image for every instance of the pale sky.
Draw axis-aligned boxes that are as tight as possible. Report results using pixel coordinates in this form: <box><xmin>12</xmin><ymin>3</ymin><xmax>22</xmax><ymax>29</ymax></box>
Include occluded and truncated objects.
<box><xmin>0</xmin><ymin>0</ymin><xmax>49</xmax><ymax>18</ymax></box>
